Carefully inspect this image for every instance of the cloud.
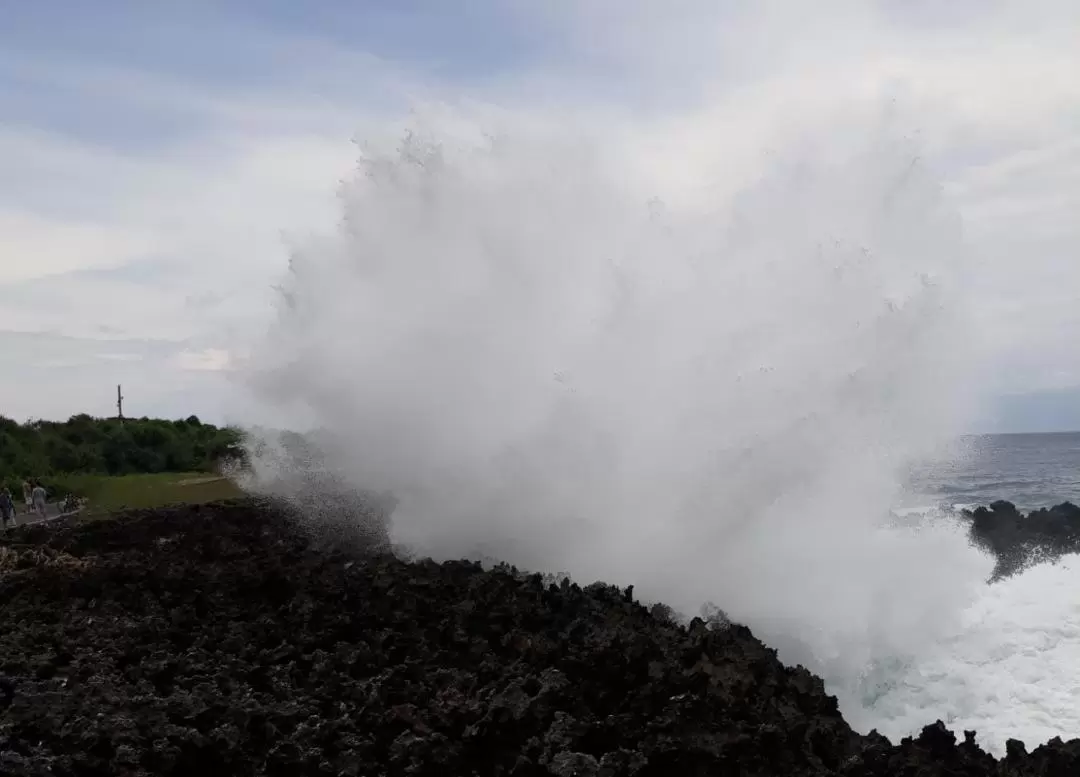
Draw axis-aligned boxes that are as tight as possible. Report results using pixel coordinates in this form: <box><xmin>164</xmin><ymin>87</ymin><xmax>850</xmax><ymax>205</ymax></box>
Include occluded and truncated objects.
<box><xmin>0</xmin><ymin>95</ymin><xmax>366</xmax><ymax>342</ymax></box>
<box><xmin>525</xmin><ymin>1</ymin><xmax>1080</xmax><ymax>410</ymax></box>
<box><xmin>172</xmin><ymin>349</ymin><xmax>232</xmax><ymax>373</ymax></box>
<box><xmin>0</xmin><ymin>1</ymin><xmax>1078</xmax><ymax>431</ymax></box>
<box><xmin>0</xmin><ymin>209</ymin><xmax>155</xmax><ymax>283</ymax></box>
<box><xmin>0</xmin><ymin>331</ymin><xmax>206</xmax><ymax>419</ymax></box>
<box><xmin>0</xmin><ymin>22</ymin><xmax>390</xmax><ymax>419</ymax></box>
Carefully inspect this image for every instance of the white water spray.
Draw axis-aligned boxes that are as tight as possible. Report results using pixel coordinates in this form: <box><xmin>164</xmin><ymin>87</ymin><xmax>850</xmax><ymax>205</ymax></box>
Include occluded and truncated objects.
<box><xmin>863</xmin><ymin>552</ymin><xmax>1080</xmax><ymax>754</ymax></box>
<box><xmin>241</xmin><ymin>114</ymin><xmax>993</xmax><ymax>714</ymax></box>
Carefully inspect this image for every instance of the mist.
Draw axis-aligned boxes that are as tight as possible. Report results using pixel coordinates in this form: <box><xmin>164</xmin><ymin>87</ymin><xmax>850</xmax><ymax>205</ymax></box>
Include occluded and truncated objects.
<box><xmin>237</xmin><ymin>109</ymin><xmax>995</xmax><ymax>716</ymax></box>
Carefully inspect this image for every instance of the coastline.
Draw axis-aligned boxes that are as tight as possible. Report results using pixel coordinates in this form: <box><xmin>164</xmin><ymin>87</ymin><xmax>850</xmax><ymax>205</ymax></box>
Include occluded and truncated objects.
<box><xmin>2</xmin><ymin>499</ymin><xmax>1079</xmax><ymax>774</ymax></box>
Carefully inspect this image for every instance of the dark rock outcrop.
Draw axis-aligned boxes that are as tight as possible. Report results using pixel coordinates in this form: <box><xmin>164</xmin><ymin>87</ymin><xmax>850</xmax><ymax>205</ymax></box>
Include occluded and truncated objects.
<box><xmin>0</xmin><ymin>499</ymin><xmax>1077</xmax><ymax>775</ymax></box>
<box><xmin>965</xmin><ymin>500</ymin><xmax>1080</xmax><ymax>579</ymax></box>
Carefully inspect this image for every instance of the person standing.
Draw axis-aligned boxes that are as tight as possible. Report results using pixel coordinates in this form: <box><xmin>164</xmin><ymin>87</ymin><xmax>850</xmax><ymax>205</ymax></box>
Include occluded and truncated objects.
<box><xmin>0</xmin><ymin>488</ymin><xmax>15</xmax><ymax>529</ymax></box>
<box><xmin>21</xmin><ymin>479</ymin><xmax>32</xmax><ymax>515</ymax></box>
<box><xmin>31</xmin><ymin>481</ymin><xmax>47</xmax><ymax>519</ymax></box>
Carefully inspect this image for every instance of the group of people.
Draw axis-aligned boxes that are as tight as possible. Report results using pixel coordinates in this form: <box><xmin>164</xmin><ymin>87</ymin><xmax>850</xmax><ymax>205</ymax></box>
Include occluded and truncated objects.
<box><xmin>0</xmin><ymin>480</ymin><xmax>48</xmax><ymax>529</ymax></box>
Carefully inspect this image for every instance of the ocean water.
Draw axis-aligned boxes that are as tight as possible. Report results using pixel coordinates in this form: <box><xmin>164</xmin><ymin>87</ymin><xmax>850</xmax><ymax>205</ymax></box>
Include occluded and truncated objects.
<box><xmin>857</xmin><ymin>432</ymin><xmax>1080</xmax><ymax>754</ymax></box>
<box><xmin>906</xmin><ymin>432</ymin><xmax>1080</xmax><ymax>511</ymax></box>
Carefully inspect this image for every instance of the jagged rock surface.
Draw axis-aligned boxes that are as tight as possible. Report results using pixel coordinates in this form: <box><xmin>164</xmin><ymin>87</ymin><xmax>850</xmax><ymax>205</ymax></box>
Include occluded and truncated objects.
<box><xmin>0</xmin><ymin>500</ymin><xmax>1077</xmax><ymax>776</ymax></box>
<box><xmin>966</xmin><ymin>500</ymin><xmax>1080</xmax><ymax>579</ymax></box>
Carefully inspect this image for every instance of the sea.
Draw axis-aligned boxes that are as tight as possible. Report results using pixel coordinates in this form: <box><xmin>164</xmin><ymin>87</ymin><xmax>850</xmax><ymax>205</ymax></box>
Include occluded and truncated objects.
<box><xmin>905</xmin><ymin>432</ymin><xmax>1080</xmax><ymax>512</ymax></box>
<box><xmin>856</xmin><ymin>431</ymin><xmax>1080</xmax><ymax>754</ymax></box>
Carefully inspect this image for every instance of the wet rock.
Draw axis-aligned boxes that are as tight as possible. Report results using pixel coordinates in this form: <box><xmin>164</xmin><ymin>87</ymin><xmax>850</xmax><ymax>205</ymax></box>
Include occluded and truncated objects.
<box><xmin>966</xmin><ymin>501</ymin><xmax>1080</xmax><ymax>579</ymax></box>
<box><xmin>0</xmin><ymin>498</ymin><xmax>1076</xmax><ymax>775</ymax></box>
<box><xmin>549</xmin><ymin>751</ymin><xmax>599</xmax><ymax>776</ymax></box>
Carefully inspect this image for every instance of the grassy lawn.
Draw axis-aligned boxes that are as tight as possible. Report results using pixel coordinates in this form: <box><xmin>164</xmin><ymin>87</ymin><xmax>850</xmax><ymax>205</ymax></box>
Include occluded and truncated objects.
<box><xmin>54</xmin><ymin>472</ymin><xmax>246</xmax><ymax>517</ymax></box>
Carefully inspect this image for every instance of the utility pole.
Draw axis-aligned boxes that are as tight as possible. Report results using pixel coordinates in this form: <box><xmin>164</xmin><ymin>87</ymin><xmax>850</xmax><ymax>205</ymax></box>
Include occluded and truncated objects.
<box><xmin>117</xmin><ymin>384</ymin><xmax>125</xmax><ymax>422</ymax></box>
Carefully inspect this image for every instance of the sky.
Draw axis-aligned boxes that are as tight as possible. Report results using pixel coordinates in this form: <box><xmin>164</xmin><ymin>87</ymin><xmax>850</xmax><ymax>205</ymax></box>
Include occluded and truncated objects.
<box><xmin>1</xmin><ymin>0</ymin><xmax>1078</xmax><ymax>433</ymax></box>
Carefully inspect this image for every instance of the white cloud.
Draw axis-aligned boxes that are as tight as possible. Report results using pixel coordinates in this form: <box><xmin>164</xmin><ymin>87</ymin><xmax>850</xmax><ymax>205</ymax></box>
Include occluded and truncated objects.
<box><xmin>0</xmin><ymin>116</ymin><xmax>361</xmax><ymax>343</ymax></box>
<box><xmin>173</xmin><ymin>348</ymin><xmax>232</xmax><ymax>372</ymax></box>
<box><xmin>0</xmin><ymin>210</ymin><xmax>156</xmax><ymax>283</ymax></box>
<box><xmin>0</xmin><ymin>40</ymin><xmax>382</xmax><ymax>419</ymax></box>
<box><xmin>525</xmin><ymin>0</ymin><xmax>1080</xmax><ymax>405</ymax></box>
<box><xmin>96</xmin><ymin>353</ymin><xmax>144</xmax><ymax>362</ymax></box>
<box><xmin>1</xmin><ymin>1</ymin><xmax>1079</xmax><ymax>428</ymax></box>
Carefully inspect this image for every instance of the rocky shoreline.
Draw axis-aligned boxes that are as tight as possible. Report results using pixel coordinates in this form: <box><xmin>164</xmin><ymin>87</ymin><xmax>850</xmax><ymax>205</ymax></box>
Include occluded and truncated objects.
<box><xmin>1</xmin><ymin>499</ymin><xmax>1078</xmax><ymax>776</ymax></box>
<box><xmin>965</xmin><ymin>500</ymin><xmax>1080</xmax><ymax>579</ymax></box>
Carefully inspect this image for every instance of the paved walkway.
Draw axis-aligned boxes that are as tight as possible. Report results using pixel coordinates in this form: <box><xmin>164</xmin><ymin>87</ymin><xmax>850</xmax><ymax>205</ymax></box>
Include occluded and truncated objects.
<box><xmin>4</xmin><ymin>502</ymin><xmax>77</xmax><ymax>529</ymax></box>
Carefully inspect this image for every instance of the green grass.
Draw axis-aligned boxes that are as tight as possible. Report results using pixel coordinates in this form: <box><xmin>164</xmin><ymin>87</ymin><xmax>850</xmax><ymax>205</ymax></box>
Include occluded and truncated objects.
<box><xmin>53</xmin><ymin>472</ymin><xmax>245</xmax><ymax>517</ymax></box>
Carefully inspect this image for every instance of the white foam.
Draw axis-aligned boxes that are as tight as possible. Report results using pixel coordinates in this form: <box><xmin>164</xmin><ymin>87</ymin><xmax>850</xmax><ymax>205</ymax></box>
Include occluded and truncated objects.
<box><xmin>890</xmin><ymin>505</ymin><xmax>946</xmax><ymax>519</ymax></box>
<box><xmin>859</xmin><ymin>555</ymin><xmax>1080</xmax><ymax>755</ymax></box>
<box><xmin>952</xmin><ymin>502</ymin><xmax>981</xmax><ymax>512</ymax></box>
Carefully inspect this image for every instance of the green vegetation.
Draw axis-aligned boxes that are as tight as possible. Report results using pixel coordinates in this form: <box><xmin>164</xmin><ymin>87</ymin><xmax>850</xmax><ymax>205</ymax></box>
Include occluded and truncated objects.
<box><xmin>0</xmin><ymin>414</ymin><xmax>243</xmax><ymax>498</ymax></box>
<box><xmin>52</xmin><ymin>472</ymin><xmax>246</xmax><ymax>516</ymax></box>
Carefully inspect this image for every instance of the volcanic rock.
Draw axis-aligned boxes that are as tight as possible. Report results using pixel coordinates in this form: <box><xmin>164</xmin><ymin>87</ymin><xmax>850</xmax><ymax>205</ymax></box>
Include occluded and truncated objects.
<box><xmin>966</xmin><ymin>500</ymin><xmax>1080</xmax><ymax>578</ymax></box>
<box><xmin>0</xmin><ymin>499</ymin><xmax>1077</xmax><ymax>775</ymax></box>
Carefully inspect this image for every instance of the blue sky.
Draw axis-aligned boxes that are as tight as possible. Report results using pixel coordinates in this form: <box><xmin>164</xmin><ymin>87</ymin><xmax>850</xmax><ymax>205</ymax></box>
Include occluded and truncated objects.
<box><xmin>1</xmin><ymin>1</ymin><xmax>1079</xmax><ymax>432</ymax></box>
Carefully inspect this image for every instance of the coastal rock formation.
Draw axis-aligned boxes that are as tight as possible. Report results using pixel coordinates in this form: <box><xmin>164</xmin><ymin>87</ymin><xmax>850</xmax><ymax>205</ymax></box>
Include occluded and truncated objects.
<box><xmin>0</xmin><ymin>500</ymin><xmax>1077</xmax><ymax>775</ymax></box>
<box><xmin>966</xmin><ymin>500</ymin><xmax>1080</xmax><ymax>579</ymax></box>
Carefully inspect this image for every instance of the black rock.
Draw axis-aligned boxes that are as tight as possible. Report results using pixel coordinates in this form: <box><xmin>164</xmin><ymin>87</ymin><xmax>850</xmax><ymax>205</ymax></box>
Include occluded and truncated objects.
<box><xmin>966</xmin><ymin>500</ymin><xmax>1080</xmax><ymax>579</ymax></box>
<box><xmin>0</xmin><ymin>499</ymin><xmax>1075</xmax><ymax>775</ymax></box>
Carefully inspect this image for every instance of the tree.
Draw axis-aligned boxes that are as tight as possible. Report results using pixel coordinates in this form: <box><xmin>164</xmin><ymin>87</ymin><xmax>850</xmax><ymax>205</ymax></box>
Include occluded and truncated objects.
<box><xmin>0</xmin><ymin>414</ymin><xmax>243</xmax><ymax>482</ymax></box>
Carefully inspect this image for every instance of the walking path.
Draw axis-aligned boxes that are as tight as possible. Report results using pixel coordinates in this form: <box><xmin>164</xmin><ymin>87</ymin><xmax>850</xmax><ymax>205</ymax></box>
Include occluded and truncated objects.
<box><xmin>5</xmin><ymin>502</ymin><xmax>78</xmax><ymax>529</ymax></box>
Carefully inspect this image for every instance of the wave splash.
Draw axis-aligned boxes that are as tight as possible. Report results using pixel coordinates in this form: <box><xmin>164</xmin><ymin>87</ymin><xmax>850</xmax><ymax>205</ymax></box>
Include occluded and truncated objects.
<box><xmin>240</xmin><ymin>114</ymin><xmax>992</xmax><ymax>718</ymax></box>
<box><xmin>858</xmin><ymin>551</ymin><xmax>1080</xmax><ymax>755</ymax></box>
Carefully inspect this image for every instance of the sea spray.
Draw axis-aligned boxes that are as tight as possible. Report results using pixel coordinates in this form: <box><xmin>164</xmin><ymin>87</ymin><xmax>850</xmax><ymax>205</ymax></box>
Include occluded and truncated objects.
<box><xmin>240</xmin><ymin>114</ymin><xmax>993</xmax><ymax>713</ymax></box>
<box><xmin>861</xmin><ymin>552</ymin><xmax>1080</xmax><ymax>755</ymax></box>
